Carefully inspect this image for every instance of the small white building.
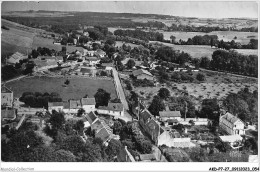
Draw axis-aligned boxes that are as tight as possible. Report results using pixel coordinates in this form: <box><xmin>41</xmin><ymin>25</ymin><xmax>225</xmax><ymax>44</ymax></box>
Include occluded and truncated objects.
<box><xmin>97</xmin><ymin>103</ymin><xmax>124</xmax><ymax>117</ymax></box>
<box><xmin>81</xmin><ymin>98</ymin><xmax>96</xmax><ymax>113</ymax></box>
<box><xmin>48</xmin><ymin>102</ymin><xmax>64</xmax><ymax>112</ymax></box>
<box><xmin>219</xmin><ymin>112</ymin><xmax>245</xmax><ymax>135</ymax></box>
<box><xmin>159</xmin><ymin>111</ymin><xmax>181</xmax><ymax>122</ymax></box>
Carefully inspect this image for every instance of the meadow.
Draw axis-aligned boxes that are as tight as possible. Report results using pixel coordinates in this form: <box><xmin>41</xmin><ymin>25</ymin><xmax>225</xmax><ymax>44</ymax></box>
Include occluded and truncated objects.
<box><xmin>6</xmin><ymin>76</ymin><xmax>117</xmax><ymax>101</ymax></box>
<box><xmin>109</xmin><ymin>27</ymin><xmax>258</xmax><ymax>44</ymax></box>
<box><xmin>150</xmin><ymin>41</ymin><xmax>258</xmax><ymax>59</ymax></box>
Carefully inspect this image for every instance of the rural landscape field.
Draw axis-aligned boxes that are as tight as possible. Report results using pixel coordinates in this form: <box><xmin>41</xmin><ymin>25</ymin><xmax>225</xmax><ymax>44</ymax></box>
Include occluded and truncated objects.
<box><xmin>1</xmin><ymin>1</ymin><xmax>258</xmax><ymax>167</ymax></box>
<box><xmin>5</xmin><ymin>76</ymin><xmax>117</xmax><ymax>101</ymax></box>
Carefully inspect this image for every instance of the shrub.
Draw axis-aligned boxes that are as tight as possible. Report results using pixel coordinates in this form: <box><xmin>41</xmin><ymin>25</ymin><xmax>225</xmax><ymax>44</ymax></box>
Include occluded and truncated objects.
<box><xmin>196</xmin><ymin>73</ymin><xmax>206</xmax><ymax>81</ymax></box>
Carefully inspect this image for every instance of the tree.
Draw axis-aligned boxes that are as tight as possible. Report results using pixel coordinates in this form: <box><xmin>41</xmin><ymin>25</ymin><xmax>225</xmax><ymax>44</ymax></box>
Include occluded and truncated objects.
<box><xmin>77</xmin><ymin>108</ymin><xmax>85</xmax><ymax>117</ymax></box>
<box><xmin>113</xmin><ymin>120</ymin><xmax>122</xmax><ymax>135</ymax></box>
<box><xmin>148</xmin><ymin>95</ymin><xmax>165</xmax><ymax>117</ymax></box>
<box><xmin>210</xmin><ymin>38</ymin><xmax>214</xmax><ymax>47</ymax></box>
<box><xmin>64</xmin><ymin>79</ymin><xmax>70</xmax><ymax>85</ymax></box>
<box><xmin>200</xmin><ymin>57</ymin><xmax>211</xmax><ymax>69</ymax></box>
<box><xmin>196</xmin><ymin>73</ymin><xmax>206</xmax><ymax>81</ymax></box>
<box><xmin>52</xmin><ymin>149</ymin><xmax>76</xmax><ymax>162</ymax></box>
<box><xmin>158</xmin><ymin>88</ymin><xmax>170</xmax><ymax>100</ymax></box>
<box><xmin>49</xmin><ymin>111</ymin><xmax>65</xmax><ymax>131</ymax></box>
<box><xmin>74</xmin><ymin>120</ymin><xmax>85</xmax><ymax>134</ymax></box>
<box><xmin>200</xmin><ymin>99</ymin><xmax>220</xmax><ymax>122</ymax></box>
<box><xmin>140</xmin><ymin>140</ymin><xmax>152</xmax><ymax>154</ymax></box>
<box><xmin>60</xmin><ymin>135</ymin><xmax>86</xmax><ymax>155</ymax></box>
<box><xmin>94</xmin><ymin>89</ymin><xmax>111</xmax><ymax>107</ymax></box>
<box><xmin>2</xmin><ymin>130</ymin><xmax>43</xmax><ymax>161</ymax></box>
<box><xmin>170</xmin><ymin>35</ymin><xmax>176</xmax><ymax>44</ymax></box>
<box><xmin>105</xmin><ymin>139</ymin><xmax>122</xmax><ymax>160</ymax></box>
<box><xmin>126</xmin><ymin>59</ymin><xmax>135</xmax><ymax>69</ymax></box>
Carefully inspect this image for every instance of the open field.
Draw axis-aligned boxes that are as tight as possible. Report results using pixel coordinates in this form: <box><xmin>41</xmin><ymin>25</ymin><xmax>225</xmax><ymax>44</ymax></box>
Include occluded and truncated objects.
<box><xmin>109</xmin><ymin>27</ymin><xmax>258</xmax><ymax>44</ymax></box>
<box><xmin>1</xmin><ymin>19</ymin><xmax>84</xmax><ymax>57</ymax></box>
<box><xmin>33</xmin><ymin>36</ymin><xmax>84</xmax><ymax>53</ymax></box>
<box><xmin>162</xmin><ymin>31</ymin><xmax>258</xmax><ymax>44</ymax></box>
<box><xmin>150</xmin><ymin>41</ymin><xmax>258</xmax><ymax>59</ymax></box>
<box><xmin>6</xmin><ymin>76</ymin><xmax>117</xmax><ymax>101</ymax></box>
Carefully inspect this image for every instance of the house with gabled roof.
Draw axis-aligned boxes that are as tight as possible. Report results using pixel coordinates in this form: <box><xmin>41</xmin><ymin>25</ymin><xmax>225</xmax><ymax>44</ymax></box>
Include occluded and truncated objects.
<box><xmin>132</xmin><ymin>69</ymin><xmax>154</xmax><ymax>81</ymax></box>
<box><xmin>97</xmin><ymin>102</ymin><xmax>124</xmax><ymax>117</ymax></box>
<box><xmin>159</xmin><ymin>111</ymin><xmax>181</xmax><ymax>122</ymax></box>
<box><xmin>139</xmin><ymin>108</ymin><xmax>195</xmax><ymax>148</ymax></box>
<box><xmin>81</xmin><ymin>98</ymin><xmax>96</xmax><ymax>113</ymax></box>
<box><xmin>7</xmin><ymin>52</ymin><xmax>27</xmax><ymax>64</ymax></box>
<box><xmin>85</xmin><ymin>111</ymin><xmax>118</xmax><ymax>145</ymax></box>
<box><xmin>219</xmin><ymin>112</ymin><xmax>245</xmax><ymax>135</ymax></box>
<box><xmin>48</xmin><ymin>102</ymin><xmax>63</xmax><ymax>112</ymax></box>
<box><xmin>1</xmin><ymin>86</ymin><xmax>13</xmax><ymax>107</ymax></box>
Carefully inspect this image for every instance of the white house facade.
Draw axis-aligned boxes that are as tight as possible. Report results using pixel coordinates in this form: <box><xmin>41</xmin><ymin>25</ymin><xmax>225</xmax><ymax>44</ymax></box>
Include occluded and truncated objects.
<box><xmin>219</xmin><ymin>112</ymin><xmax>245</xmax><ymax>135</ymax></box>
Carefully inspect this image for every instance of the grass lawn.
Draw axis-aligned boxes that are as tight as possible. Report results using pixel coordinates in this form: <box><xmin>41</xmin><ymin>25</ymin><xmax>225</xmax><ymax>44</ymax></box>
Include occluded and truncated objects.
<box><xmin>6</xmin><ymin>76</ymin><xmax>117</xmax><ymax>101</ymax></box>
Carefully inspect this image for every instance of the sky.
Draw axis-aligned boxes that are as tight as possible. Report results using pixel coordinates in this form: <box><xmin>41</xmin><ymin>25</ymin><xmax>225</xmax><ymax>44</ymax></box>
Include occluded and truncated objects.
<box><xmin>1</xmin><ymin>1</ymin><xmax>258</xmax><ymax>19</ymax></box>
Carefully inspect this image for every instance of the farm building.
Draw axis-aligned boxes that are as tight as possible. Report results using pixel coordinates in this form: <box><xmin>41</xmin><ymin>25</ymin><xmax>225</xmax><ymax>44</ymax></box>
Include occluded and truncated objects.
<box><xmin>97</xmin><ymin>103</ymin><xmax>124</xmax><ymax>117</ymax></box>
<box><xmin>49</xmin><ymin>98</ymin><xmax>96</xmax><ymax>114</ymax></box>
<box><xmin>139</xmin><ymin>109</ymin><xmax>195</xmax><ymax>148</ymax></box>
<box><xmin>159</xmin><ymin>111</ymin><xmax>182</xmax><ymax>122</ymax></box>
<box><xmin>132</xmin><ymin>69</ymin><xmax>154</xmax><ymax>81</ymax></box>
<box><xmin>219</xmin><ymin>112</ymin><xmax>245</xmax><ymax>135</ymax></box>
<box><xmin>1</xmin><ymin>86</ymin><xmax>13</xmax><ymax>107</ymax></box>
<box><xmin>7</xmin><ymin>52</ymin><xmax>27</xmax><ymax>64</ymax></box>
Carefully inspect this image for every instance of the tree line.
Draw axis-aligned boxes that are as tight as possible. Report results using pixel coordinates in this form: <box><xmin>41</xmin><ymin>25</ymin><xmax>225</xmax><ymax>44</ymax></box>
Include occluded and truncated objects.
<box><xmin>114</xmin><ymin>29</ymin><xmax>164</xmax><ymax>42</ymax></box>
<box><xmin>168</xmin><ymin>23</ymin><xmax>258</xmax><ymax>33</ymax></box>
<box><xmin>175</xmin><ymin>35</ymin><xmax>257</xmax><ymax>50</ymax></box>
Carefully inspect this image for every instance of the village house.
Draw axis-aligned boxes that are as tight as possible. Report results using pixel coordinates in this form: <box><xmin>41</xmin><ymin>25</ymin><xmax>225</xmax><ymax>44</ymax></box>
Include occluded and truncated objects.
<box><xmin>159</xmin><ymin>110</ymin><xmax>182</xmax><ymax>125</ymax></box>
<box><xmin>85</xmin><ymin>57</ymin><xmax>100</xmax><ymax>66</ymax></box>
<box><xmin>132</xmin><ymin>69</ymin><xmax>154</xmax><ymax>81</ymax></box>
<box><xmin>94</xmin><ymin>49</ymin><xmax>106</xmax><ymax>58</ymax></box>
<box><xmin>50</xmin><ymin>98</ymin><xmax>96</xmax><ymax>114</ymax></box>
<box><xmin>219</xmin><ymin>112</ymin><xmax>245</xmax><ymax>135</ymax></box>
<box><xmin>81</xmin><ymin>98</ymin><xmax>96</xmax><ymax>113</ymax></box>
<box><xmin>7</xmin><ymin>52</ymin><xmax>27</xmax><ymax>64</ymax></box>
<box><xmin>139</xmin><ymin>109</ymin><xmax>195</xmax><ymax>148</ymax></box>
<box><xmin>85</xmin><ymin>111</ymin><xmax>119</xmax><ymax>145</ymax></box>
<box><xmin>97</xmin><ymin>103</ymin><xmax>124</xmax><ymax>117</ymax></box>
<box><xmin>1</xmin><ymin>86</ymin><xmax>13</xmax><ymax>107</ymax></box>
<box><xmin>83</xmin><ymin>49</ymin><xmax>96</xmax><ymax>56</ymax></box>
<box><xmin>48</xmin><ymin>102</ymin><xmax>64</xmax><ymax>112</ymax></box>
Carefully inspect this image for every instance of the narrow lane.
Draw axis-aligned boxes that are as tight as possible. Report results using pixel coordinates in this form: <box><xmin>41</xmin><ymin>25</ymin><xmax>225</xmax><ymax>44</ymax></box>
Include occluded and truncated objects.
<box><xmin>112</xmin><ymin>68</ymin><xmax>129</xmax><ymax>110</ymax></box>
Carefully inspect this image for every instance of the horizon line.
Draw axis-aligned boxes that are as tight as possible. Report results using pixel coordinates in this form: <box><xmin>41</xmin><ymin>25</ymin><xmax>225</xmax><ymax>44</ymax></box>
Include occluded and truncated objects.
<box><xmin>2</xmin><ymin>10</ymin><xmax>258</xmax><ymax>20</ymax></box>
